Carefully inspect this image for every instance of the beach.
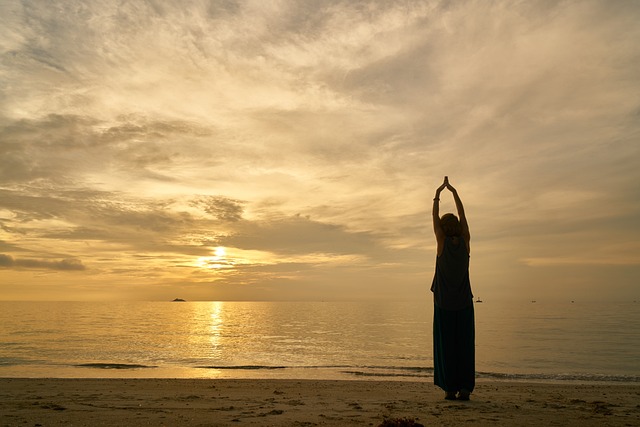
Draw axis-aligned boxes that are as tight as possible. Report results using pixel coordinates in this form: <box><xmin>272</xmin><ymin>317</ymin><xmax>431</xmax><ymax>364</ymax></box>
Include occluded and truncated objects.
<box><xmin>1</xmin><ymin>378</ymin><xmax>639</xmax><ymax>426</ymax></box>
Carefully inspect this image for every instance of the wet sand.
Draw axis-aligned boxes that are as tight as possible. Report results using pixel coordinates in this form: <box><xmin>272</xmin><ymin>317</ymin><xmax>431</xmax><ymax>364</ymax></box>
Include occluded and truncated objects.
<box><xmin>1</xmin><ymin>378</ymin><xmax>639</xmax><ymax>426</ymax></box>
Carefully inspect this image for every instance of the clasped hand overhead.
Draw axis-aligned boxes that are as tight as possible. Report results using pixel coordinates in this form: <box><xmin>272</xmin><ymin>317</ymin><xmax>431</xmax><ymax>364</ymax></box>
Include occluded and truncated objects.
<box><xmin>436</xmin><ymin>176</ymin><xmax>456</xmax><ymax>195</ymax></box>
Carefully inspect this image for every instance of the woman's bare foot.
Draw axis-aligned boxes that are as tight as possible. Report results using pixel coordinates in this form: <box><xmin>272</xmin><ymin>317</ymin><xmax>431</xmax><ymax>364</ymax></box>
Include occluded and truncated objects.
<box><xmin>457</xmin><ymin>390</ymin><xmax>470</xmax><ymax>401</ymax></box>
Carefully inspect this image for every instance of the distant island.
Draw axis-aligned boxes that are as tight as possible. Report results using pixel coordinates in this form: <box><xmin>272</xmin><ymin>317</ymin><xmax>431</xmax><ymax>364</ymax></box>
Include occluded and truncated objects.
<box><xmin>172</xmin><ymin>298</ymin><xmax>186</xmax><ymax>302</ymax></box>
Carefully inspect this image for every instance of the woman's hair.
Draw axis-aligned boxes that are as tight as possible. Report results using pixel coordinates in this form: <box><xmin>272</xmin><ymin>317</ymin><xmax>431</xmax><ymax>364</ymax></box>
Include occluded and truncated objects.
<box><xmin>440</xmin><ymin>213</ymin><xmax>462</xmax><ymax>237</ymax></box>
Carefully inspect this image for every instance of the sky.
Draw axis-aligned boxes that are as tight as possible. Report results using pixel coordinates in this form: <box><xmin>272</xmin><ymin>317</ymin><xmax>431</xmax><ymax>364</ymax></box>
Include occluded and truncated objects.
<box><xmin>1</xmin><ymin>0</ymin><xmax>639</xmax><ymax>302</ymax></box>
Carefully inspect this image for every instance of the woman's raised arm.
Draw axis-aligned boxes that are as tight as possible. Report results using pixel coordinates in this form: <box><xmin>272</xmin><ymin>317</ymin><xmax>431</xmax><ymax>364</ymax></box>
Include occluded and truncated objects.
<box><xmin>446</xmin><ymin>180</ymin><xmax>470</xmax><ymax>243</ymax></box>
<box><xmin>432</xmin><ymin>179</ymin><xmax>447</xmax><ymax>235</ymax></box>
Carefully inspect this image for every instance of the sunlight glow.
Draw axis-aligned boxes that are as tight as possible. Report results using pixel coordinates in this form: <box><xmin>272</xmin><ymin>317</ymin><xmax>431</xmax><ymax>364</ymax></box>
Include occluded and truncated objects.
<box><xmin>197</xmin><ymin>246</ymin><xmax>233</xmax><ymax>270</ymax></box>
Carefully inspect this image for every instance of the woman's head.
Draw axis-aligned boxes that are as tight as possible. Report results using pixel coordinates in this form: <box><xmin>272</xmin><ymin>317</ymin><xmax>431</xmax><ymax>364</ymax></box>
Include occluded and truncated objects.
<box><xmin>440</xmin><ymin>213</ymin><xmax>461</xmax><ymax>237</ymax></box>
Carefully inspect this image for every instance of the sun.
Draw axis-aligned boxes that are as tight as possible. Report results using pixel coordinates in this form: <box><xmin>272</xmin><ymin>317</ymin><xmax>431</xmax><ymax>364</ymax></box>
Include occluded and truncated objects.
<box><xmin>195</xmin><ymin>246</ymin><xmax>232</xmax><ymax>270</ymax></box>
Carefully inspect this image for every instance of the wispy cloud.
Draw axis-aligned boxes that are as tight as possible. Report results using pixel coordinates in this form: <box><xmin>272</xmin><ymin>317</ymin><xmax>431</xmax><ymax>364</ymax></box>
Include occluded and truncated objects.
<box><xmin>0</xmin><ymin>253</ymin><xmax>85</xmax><ymax>271</ymax></box>
<box><xmin>521</xmin><ymin>257</ymin><xmax>640</xmax><ymax>267</ymax></box>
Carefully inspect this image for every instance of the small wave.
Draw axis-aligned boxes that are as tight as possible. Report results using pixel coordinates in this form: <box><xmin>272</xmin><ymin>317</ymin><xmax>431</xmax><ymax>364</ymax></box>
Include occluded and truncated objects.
<box><xmin>342</xmin><ymin>366</ymin><xmax>433</xmax><ymax>378</ymax></box>
<box><xmin>75</xmin><ymin>363</ymin><xmax>157</xmax><ymax>370</ymax></box>
<box><xmin>195</xmin><ymin>364</ymin><xmax>434</xmax><ymax>378</ymax></box>
<box><xmin>477</xmin><ymin>371</ymin><xmax>640</xmax><ymax>383</ymax></box>
<box><xmin>197</xmin><ymin>365</ymin><xmax>287</xmax><ymax>370</ymax></box>
<box><xmin>343</xmin><ymin>365</ymin><xmax>431</xmax><ymax>378</ymax></box>
<box><xmin>340</xmin><ymin>366</ymin><xmax>640</xmax><ymax>383</ymax></box>
<box><xmin>197</xmin><ymin>364</ymin><xmax>355</xmax><ymax>371</ymax></box>
<box><xmin>0</xmin><ymin>357</ymin><xmax>43</xmax><ymax>367</ymax></box>
<box><xmin>342</xmin><ymin>370</ymin><xmax>432</xmax><ymax>378</ymax></box>
<box><xmin>361</xmin><ymin>365</ymin><xmax>434</xmax><ymax>373</ymax></box>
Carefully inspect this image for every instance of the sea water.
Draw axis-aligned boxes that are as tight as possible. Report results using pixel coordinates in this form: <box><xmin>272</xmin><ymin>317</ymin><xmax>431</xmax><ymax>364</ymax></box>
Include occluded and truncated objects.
<box><xmin>0</xmin><ymin>301</ymin><xmax>638</xmax><ymax>382</ymax></box>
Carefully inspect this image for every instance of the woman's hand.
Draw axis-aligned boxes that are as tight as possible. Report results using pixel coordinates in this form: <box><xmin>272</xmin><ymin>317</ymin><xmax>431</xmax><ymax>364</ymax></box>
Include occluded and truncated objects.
<box><xmin>445</xmin><ymin>176</ymin><xmax>457</xmax><ymax>193</ymax></box>
<box><xmin>436</xmin><ymin>176</ymin><xmax>447</xmax><ymax>194</ymax></box>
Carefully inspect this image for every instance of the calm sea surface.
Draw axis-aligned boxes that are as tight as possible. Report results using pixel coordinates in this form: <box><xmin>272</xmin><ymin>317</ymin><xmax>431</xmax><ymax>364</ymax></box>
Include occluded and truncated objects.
<box><xmin>0</xmin><ymin>301</ymin><xmax>638</xmax><ymax>382</ymax></box>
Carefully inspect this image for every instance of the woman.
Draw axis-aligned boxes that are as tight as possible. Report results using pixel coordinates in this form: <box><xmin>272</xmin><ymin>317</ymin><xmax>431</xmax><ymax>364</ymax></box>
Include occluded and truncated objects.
<box><xmin>431</xmin><ymin>176</ymin><xmax>475</xmax><ymax>400</ymax></box>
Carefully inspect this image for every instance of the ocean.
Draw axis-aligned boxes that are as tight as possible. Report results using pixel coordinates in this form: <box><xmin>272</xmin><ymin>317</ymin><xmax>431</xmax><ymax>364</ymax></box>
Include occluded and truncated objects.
<box><xmin>0</xmin><ymin>301</ymin><xmax>638</xmax><ymax>382</ymax></box>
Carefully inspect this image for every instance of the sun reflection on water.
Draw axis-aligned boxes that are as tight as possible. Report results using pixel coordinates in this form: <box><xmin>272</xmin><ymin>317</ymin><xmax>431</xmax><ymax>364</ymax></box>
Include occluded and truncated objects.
<box><xmin>208</xmin><ymin>301</ymin><xmax>223</xmax><ymax>359</ymax></box>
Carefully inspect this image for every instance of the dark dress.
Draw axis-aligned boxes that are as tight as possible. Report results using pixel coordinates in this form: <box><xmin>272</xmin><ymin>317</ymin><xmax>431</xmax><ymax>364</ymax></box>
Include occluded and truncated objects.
<box><xmin>431</xmin><ymin>236</ymin><xmax>475</xmax><ymax>393</ymax></box>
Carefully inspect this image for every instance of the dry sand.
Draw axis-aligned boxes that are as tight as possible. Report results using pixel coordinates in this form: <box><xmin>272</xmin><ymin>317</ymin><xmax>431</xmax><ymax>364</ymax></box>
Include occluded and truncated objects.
<box><xmin>1</xmin><ymin>378</ymin><xmax>639</xmax><ymax>426</ymax></box>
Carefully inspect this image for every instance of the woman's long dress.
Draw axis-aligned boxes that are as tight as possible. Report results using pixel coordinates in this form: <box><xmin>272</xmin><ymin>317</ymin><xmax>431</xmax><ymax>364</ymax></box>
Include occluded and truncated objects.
<box><xmin>431</xmin><ymin>236</ymin><xmax>475</xmax><ymax>393</ymax></box>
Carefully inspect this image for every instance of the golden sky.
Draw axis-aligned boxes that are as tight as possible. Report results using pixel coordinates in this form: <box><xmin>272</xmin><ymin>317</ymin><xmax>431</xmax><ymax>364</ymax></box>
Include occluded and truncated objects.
<box><xmin>1</xmin><ymin>1</ymin><xmax>639</xmax><ymax>301</ymax></box>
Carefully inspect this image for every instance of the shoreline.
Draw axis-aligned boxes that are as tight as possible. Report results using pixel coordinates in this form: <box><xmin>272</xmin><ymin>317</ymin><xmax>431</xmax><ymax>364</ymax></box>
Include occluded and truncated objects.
<box><xmin>3</xmin><ymin>362</ymin><xmax>637</xmax><ymax>384</ymax></box>
<box><xmin>2</xmin><ymin>378</ymin><xmax>639</xmax><ymax>426</ymax></box>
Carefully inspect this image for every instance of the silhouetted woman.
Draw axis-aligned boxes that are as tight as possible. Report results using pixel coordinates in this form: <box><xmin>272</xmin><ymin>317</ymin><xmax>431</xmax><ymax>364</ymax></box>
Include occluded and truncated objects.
<box><xmin>431</xmin><ymin>176</ymin><xmax>475</xmax><ymax>400</ymax></box>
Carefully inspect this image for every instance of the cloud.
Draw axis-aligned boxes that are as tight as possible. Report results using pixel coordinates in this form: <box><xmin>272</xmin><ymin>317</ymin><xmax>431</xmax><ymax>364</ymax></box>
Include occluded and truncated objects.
<box><xmin>0</xmin><ymin>253</ymin><xmax>85</xmax><ymax>271</ymax></box>
<box><xmin>520</xmin><ymin>257</ymin><xmax>640</xmax><ymax>267</ymax></box>
<box><xmin>191</xmin><ymin>196</ymin><xmax>244</xmax><ymax>222</ymax></box>
<box><xmin>1</xmin><ymin>0</ymin><xmax>639</xmax><ymax>300</ymax></box>
<box><xmin>0</xmin><ymin>114</ymin><xmax>216</xmax><ymax>184</ymax></box>
<box><xmin>220</xmin><ymin>214</ymin><xmax>378</xmax><ymax>256</ymax></box>
<box><xmin>0</xmin><ymin>183</ymin><xmax>392</xmax><ymax>268</ymax></box>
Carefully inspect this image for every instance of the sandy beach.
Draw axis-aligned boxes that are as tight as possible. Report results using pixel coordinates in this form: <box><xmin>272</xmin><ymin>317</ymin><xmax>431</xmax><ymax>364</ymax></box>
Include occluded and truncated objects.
<box><xmin>1</xmin><ymin>378</ymin><xmax>639</xmax><ymax>426</ymax></box>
